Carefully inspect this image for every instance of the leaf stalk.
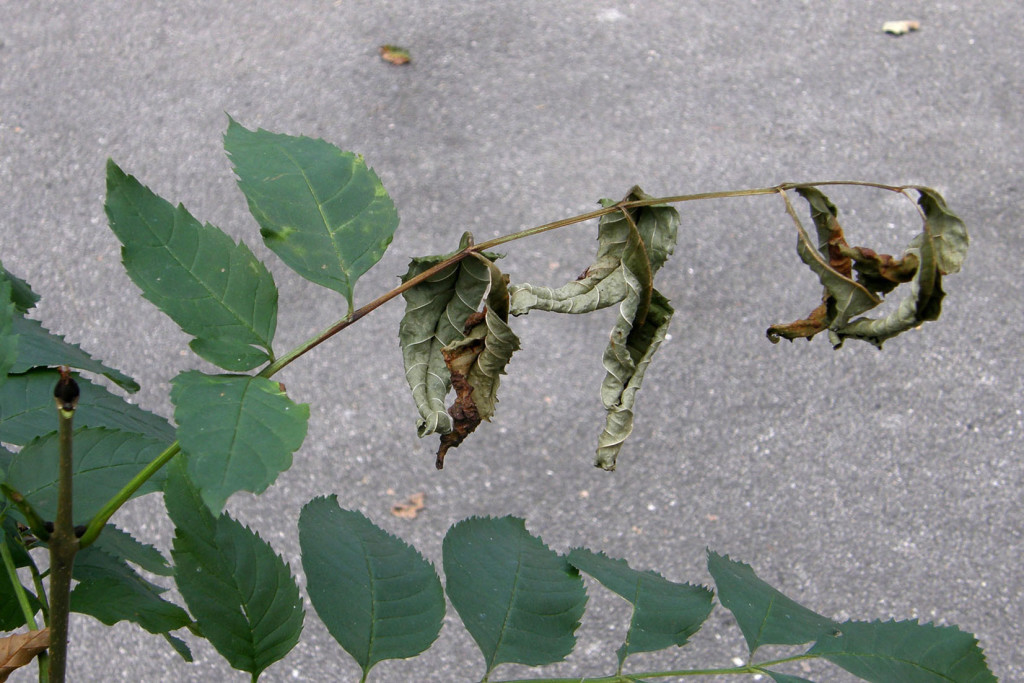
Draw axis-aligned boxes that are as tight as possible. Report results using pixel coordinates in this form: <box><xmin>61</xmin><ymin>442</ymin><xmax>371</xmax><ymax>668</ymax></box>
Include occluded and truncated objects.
<box><xmin>261</xmin><ymin>180</ymin><xmax>909</xmax><ymax>377</ymax></box>
<box><xmin>79</xmin><ymin>442</ymin><xmax>181</xmax><ymax>547</ymax></box>
<box><xmin>489</xmin><ymin>652</ymin><xmax>820</xmax><ymax>681</ymax></box>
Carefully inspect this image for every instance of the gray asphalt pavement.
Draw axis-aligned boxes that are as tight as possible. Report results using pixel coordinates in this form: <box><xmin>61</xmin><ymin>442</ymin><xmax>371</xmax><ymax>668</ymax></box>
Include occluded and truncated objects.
<box><xmin>2</xmin><ymin>2</ymin><xmax>1021</xmax><ymax>681</ymax></box>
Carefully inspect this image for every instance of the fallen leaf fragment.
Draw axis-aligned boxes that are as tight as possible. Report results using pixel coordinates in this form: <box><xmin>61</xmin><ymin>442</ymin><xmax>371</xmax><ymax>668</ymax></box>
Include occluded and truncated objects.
<box><xmin>379</xmin><ymin>44</ymin><xmax>411</xmax><ymax>65</ymax></box>
<box><xmin>883</xmin><ymin>20</ymin><xmax>920</xmax><ymax>35</ymax></box>
<box><xmin>391</xmin><ymin>492</ymin><xmax>426</xmax><ymax>519</ymax></box>
<box><xmin>0</xmin><ymin>628</ymin><xmax>50</xmax><ymax>682</ymax></box>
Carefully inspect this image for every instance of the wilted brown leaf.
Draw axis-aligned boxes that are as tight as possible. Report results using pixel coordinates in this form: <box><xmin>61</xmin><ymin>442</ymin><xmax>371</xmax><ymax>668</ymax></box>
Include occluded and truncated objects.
<box><xmin>436</xmin><ymin>345</ymin><xmax>483</xmax><ymax>469</ymax></box>
<box><xmin>844</xmin><ymin>245</ymin><xmax>919</xmax><ymax>293</ymax></box>
<box><xmin>379</xmin><ymin>44</ymin><xmax>411</xmax><ymax>65</ymax></box>
<box><xmin>0</xmin><ymin>628</ymin><xmax>50</xmax><ymax>682</ymax></box>
<box><xmin>767</xmin><ymin>300</ymin><xmax>829</xmax><ymax>343</ymax></box>
<box><xmin>391</xmin><ymin>492</ymin><xmax>426</xmax><ymax>519</ymax></box>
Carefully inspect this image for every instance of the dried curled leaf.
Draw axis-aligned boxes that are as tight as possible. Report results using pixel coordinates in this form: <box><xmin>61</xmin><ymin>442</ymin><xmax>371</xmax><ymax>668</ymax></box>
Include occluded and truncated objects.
<box><xmin>510</xmin><ymin>187</ymin><xmax>679</xmax><ymax>468</ymax></box>
<box><xmin>0</xmin><ymin>628</ymin><xmax>49</xmax><ymax>682</ymax></box>
<box><xmin>398</xmin><ymin>233</ymin><xmax>498</xmax><ymax>437</ymax></box>
<box><xmin>833</xmin><ymin>188</ymin><xmax>967</xmax><ymax>348</ymax></box>
<box><xmin>436</xmin><ymin>256</ymin><xmax>521</xmax><ymax>468</ymax></box>
<box><xmin>509</xmin><ymin>186</ymin><xmax>676</xmax><ymax>317</ymax></box>
<box><xmin>597</xmin><ymin>289</ymin><xmax>673</xmax><ymax>470</ymax></box>
<box><xmin>767</xmin><ymin>187</ymin><xmax>881</xmax><ymax>345</ymax></box>
<box><xmin>768</xmin><ymin>186</ymin><xmax>967</xmax><ymax>349</ymax></box>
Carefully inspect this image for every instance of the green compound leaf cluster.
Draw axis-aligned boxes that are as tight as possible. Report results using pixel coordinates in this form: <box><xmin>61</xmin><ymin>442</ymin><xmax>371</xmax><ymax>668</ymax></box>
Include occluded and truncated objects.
<box><xmin>0</xmin><ymin>118</ymin><xmax>988</xmax><ymax>683</ymax></box>
<box><xmin>284</xmin><ymin>512</ymin><xmax>995</xmax><ymax>682</ymax></box>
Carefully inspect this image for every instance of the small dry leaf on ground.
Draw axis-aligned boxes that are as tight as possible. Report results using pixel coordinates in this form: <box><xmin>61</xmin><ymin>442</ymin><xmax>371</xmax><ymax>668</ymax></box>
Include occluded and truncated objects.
<box><xmin>883</xmin><ymin>20</ymin><xmax>921</xmax><ymax>35</ymax></box>
<box><xmin>391</xmin><ymin>492</ymin><xmax>426</xmax><ymax>519</ymax></box>
<box><xmin>0</xmin><ymin>629</ymin><xmax>50</xmax><ymax>682</ymax></box>
<box><xmin>379</xmin><ymin>45</ymin><xmax>411</xmax><ymax>65</ymax></box>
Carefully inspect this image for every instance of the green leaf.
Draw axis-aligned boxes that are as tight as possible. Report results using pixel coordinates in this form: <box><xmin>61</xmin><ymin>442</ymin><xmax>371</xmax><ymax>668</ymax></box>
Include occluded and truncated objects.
<box><xmin>398</xmin><ymin>233</ymin><xmax>495</xmax><ymax>437</ymax></box>
<box><xmin>0</xmin><ymin>560</ymin><xmax>33</xmax><ymax>631</ymax></box>
<box><xmin>89</xmin><ymin>523</ymin><xmax>173</xmax><ymax>577</ymax></box>
<box><xmin>225</xmin><ymin>117</ymin><xmax>399</xmax><ymax>311</ymax></box>
<box><xmin>808</xmin><ymin>619</ymin><xmax>996</xmax><ymax>682</ymax></box>
<box><xmin>0</xmin><ymin>524</ymin><xmax>42</xmax><ymax>631</ymax></box>
<box><xmin>596</xmin><ymin>288</ymin><xmax>673</xmax><ymax>470</ymax></box>
<box><xmin>442</xmin><ymin>516</ymin><xmax>587</xmax><ymax>676</ymax></box>
<box><xmin>0</xmin><ymin>263</ymin><xmax>40</xmax><ymax>313</ymax></box>
<box><xmin>9</xmin><ymin>315</ymin><xmax>139</xmax><ymax>392</ymax></box>
<box><xmin>105</xmin><ymin>160</ymin><xmax>278</xmax><ymax>371</ymax></box>
<box><xmin>567</xmin><ymin>548</ymin><xmax>713</xmax><ymax>666</ymax></box>
<box><xmin>5</xmin><ymin>427</ymin><xmax>169</xmax><ymax>526</ymax></box>
<box><xmin>707</xmin><ymin>551</ymin><xmax>838</xmax><ymax>656</ymax></box>
<box><xmin>0</xmin><ymin>518</ymin><xmax>32</xmax><ymax>568</ymax></box>
<box><xmin>171</xmin><ymin>371</ymin><xmax>309</xmax><ymax>512</ymax></box>
<box><xmin>71</xmin><ymin>544</ymin><xmax>191</xmax><ymax>637</ymax></box>
<box><xmin>0</xmin><ymin>447</ymin><xmax>9</xmax><ymax>485</ymax></box>
<box><xmin>765</xmin><ymin>672</ymin><xmax>818</xmax><ymax>683</ymax></box>
<box><xmin>162</xmin><ymin>456</ymin><xmax>215</xmax><ymax>545</ymax></box>
<box><xmin>0</xmin><ymin>278</ymin><xmax>16</xmax><ymax>388</ymax></box>
<box><xmin>435</xmin><ymin>256</ymin><xmax>521</xmax><ymax>467</ymax></box>
<box><xmin>162</xmin><ymin>634</ymin><xmax>194</xmax><ymax>663</ymax></box>
<box><xmin>0</xmin><ymin>368</ymin><xmax>175</xmax><ymax>446</ymax></box>
<box><xmin>298</xmin><ymin>496</ymin><xmax>444</xmax><ymax>677</ymax></box>
<box><xmin>166</xmin><ymin>462</ymin><xmax>304</xmax><ymax>678</ymax></box>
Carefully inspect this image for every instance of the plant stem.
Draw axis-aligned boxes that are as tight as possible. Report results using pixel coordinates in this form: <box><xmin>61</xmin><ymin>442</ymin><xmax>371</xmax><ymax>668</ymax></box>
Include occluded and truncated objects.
<box><xmin>78</xmin><ymin>442</ymin><xmax>181</xmax><ymax>548</ymax></box>
<box><xmin>47</xmin><ymin>390</ymin><xmax>79</xmax><ymax>683</ymax></box>
<box><xmin>259</xmin><ymin>250</ymin><xmax>475</xmax><ymax>378</ymax></box>
<box><xmin>262</xmin><ymin>179</ymin><xmax>912</xmax><ymax>375</ymax></box>
<box><xmin>490</xmin><ymin>653</ymin><xmax>820</xmax><ymax>681</ymax></box>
